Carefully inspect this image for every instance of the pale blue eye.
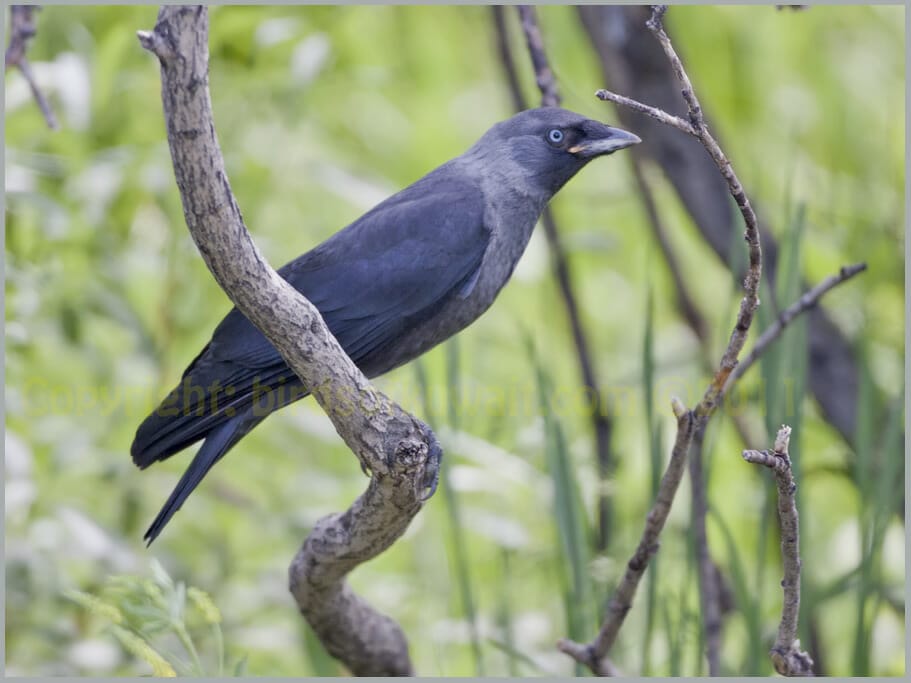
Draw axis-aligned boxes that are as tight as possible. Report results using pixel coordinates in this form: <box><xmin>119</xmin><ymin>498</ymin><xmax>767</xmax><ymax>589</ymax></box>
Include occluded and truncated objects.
<box><xmin>547</xmin><ymin>128</ymin><xmax>564</xmax><ymax>144</ymax></box>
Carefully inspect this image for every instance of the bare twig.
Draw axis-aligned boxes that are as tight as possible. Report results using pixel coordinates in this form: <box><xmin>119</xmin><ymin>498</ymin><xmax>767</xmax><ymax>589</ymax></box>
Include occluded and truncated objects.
<box><xmin>627</xmin><ymin>147</ymin><xmax>767</xmax><ymax>457</ymax></box>
<box><xmin>516</xmin><ymin>17</ymin><xmax>723</xmax><ymax>672</ymax></box>
<box><xmin>596</xmin><ymin>89</ymin><xmax>695</xmax><ymax>136</ymax></box>
<box><xmin>5</xmin><ymin>5</ymin><xmax>58</xmax><ymax>129</ymax></box>
<box><xmin>559</xmin><ymin>400</ymin><xmax>694</xmax><ymax>673</ymax></box>
<box><xmin>600</xmin><ymin>6</ymin><xmax>763</xmax><ymax>417</ymax></box>
<box><xmin>138</xmin><ymin>6</ymin><xmax>439</xmax><ymax>675</ymax></box>
<box><xmin>630</xmin><ymin>156</ymin><xmax>724</xmax><ymax>675</ymax></box>
<box><xmin>602</xmin><ymin>36</ymin><xmax>770</xmax><ymax>672</ymax></box>
<box><xmin>699</xmin><ymin>263</ymin><xmax>865</xmax><ymax>673</ymax></box>
<box><xmin>583</xmin><ymin>10</ymin><xmax>865</xmax><ymax>672</ymax></box>
<box><xmin>583</xmin><ymin>5</ymin><xmax>863</xmax><ymax>446</ymax></box>
<box><xmin>500</xmin><ymin>5</ymin><xmax>617</xmax><ymax>551</ymax></box>
<box><xmin>648</xmin><ymin>7</ymin><xmax>763</xmax><ymax>419</ymax></box>
<box><xmin>724</xmin><ymin>262</ymin><xmax>867</xmax><ymax>392</ymax></box>
<box><xmin>491</xmin><ymin>6</ymin><xmax>524</xmax><ymax>112</ymax></box>
<box><xmin>743</xmin><ymin>426</ymin><xmax>814</xmax><ymax>676</ymax></box>
<box><xmin>556</xmin><ymin>639</ymin><xmax>622</xmax><ymax>677</ymax></box>
<box><xmin>689</xmin><ymin>259</ymin><xmax>861</xmax><ymax>677</ymax></box>
<box><xmin>561</xmin><ymin>5</ymin><xmax>766</xmax><ymax>672</ymax></box>
<box><xmin>694</xmin><ymin>263</ymin><xmax>864</xmax><ymax>676</ymax></box>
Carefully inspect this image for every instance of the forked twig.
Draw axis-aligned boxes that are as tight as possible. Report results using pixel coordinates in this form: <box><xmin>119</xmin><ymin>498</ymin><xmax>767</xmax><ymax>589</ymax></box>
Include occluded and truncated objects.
<box><xmin>560</xmin><ymin>4</ymin><xmax>763</xmax><ymax>672</ymax></box>
<box><xmin>724</xmin><ymin>263</ymin><xmax>867</xmax><ymax>392</ymax></box>
<box><xmin>557</xmin><ymin>4</ymin><xmax>865</xmax><ymax>675</ymax></box>
<box><xmin>559</xmin><ymin>6</ymin><xmax>863</xmax><ymax>675</ymax></box>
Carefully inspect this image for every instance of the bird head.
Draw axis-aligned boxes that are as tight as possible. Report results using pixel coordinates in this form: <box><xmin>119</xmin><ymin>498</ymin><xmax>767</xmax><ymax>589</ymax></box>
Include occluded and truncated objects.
<box><xmin>467</xmin><ymin>107</ymin><xmax>641</xmax><ymax>197</ymax></box>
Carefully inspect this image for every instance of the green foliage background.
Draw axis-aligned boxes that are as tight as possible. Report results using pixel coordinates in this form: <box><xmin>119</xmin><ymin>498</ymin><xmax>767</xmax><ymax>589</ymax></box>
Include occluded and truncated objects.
<box><xmin>5</xmin><ymin>5</ymin><xmax>904</xmax><ymax>676</ymax></box>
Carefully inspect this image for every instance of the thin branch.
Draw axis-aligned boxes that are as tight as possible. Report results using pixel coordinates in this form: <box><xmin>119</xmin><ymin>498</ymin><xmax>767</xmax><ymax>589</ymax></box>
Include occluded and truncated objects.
<box><xmin>138</xmin><ymin>6</ymin><xmax>439</xmax><ymax>675</ymax></box>
<box><xmin>516</xmin><ymin>5</ymin><xmax>559</xmax><ymax>107</ymax></box>
<box><xmin>556</xmin><ymin>639</ymin><xmax>622</xmax><ymax>677</ymax></box>
<box><xmin>630</xmin><ymin>102</ymin><xmax>791</xmax><ymax>669</ymax></box>
<box><xmin>600</xmin><ymin>35</ymin><xmax>770</xmax><ymax>675</ymax></box>
<box><xmin>502</xmin><ymin>5</ymin><xmax>617</xmax><ymax>551</ymax></box>
<box><xmin>559</xmin><ymin>400</ymin><xmax>694</xmax><ymax>673</ymax></box>
<box><xmin>695</xmin><ymin>263</ymin><xmax>864</xmax><ymax>675</ymax></box>
<box><xmin>583</xmin><ymin>5</ymin><xmax>863</xmax><ymax>447</ymax></box>
<box><xmin>629</xmin><ymin>157</ymin><xmax>724</xmax><ymax>675</ymax></box>
<box><xmin>652</xmin><ymin>8</ymin><xmax>763</xmax><ymax>418</ymax></box>
<box><xmin>583</xmin><ymin>9</ymin><xmax>864</xmax><ymax>674</ymax></box>
<box><xmin>626</xmin><ymin>155</ymin><xmax>767</xmax><ymax>456</ymax></box>
<box><xmin>562</xmin><ymin>5</ymin><xmax>767</xmax><ymax>673</ymax></box>
<box><xmin>5</xmin><ymin>5</ymin><xmax>58</xmax><ymax>129</ymax></box>
<box><xmin>692</xmin><ymin>261</ymin><xmax>863</xmax><ymax>677</ymax></box>
<box><xmin>491</xmin><ymin>6</ymin><xmax>524</xmax><ymax>113</ymax></box>
<box><xmin>542</xmin><ymin>208</ymin><xmax>619</xmax><ymax>551</ymax></box>
<box><xmin>724</xmin><ymin>262</ymin><xmax>867</xmax><ymax>393</ymax></box>
<box><xmin>600</xmin><ymin>6</ymin><xmax>763</xmax><ymax>418</ymax></box>
<box><xmin>596</xmin><ymin>89</ymin><xmax>695</xmax><ymax>135</ymax></box>
<box><xmin>743</xmin><ymin>426</ymin><xmax>814</xmax><ymax>676</ymax></box>
<box><xmin>632</xmin><ymin>155</ymin><xmax>778</xmax><ymax>674</ymax></box>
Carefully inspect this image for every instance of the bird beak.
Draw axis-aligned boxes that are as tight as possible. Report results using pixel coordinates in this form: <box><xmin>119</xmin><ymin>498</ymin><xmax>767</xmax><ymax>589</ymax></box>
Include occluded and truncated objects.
<box><xmin>569</xmin><ymin>125</ymin><xmax>641</xmax><ymax>158</ymax></box>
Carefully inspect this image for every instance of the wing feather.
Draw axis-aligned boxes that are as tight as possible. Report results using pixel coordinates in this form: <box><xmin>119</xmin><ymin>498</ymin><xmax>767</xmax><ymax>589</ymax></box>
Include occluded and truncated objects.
<box><xmin>132</xmin><ymin>170</ymin><xmax>490</xmax><ymax>465</ymax></box>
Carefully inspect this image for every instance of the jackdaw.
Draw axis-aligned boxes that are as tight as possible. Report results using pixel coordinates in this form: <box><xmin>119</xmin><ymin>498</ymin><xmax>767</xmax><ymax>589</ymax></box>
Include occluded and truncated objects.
<box><xmin>132</xmin><ymin>107</ymin><xmax>640</xmax><ymax>542</ymax></box>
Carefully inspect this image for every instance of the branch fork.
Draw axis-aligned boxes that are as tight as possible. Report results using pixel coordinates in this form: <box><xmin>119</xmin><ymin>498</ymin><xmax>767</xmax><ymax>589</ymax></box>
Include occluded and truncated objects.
<box><xmin>559</xmin><ymin>5</ymin><xmax>837</xmax><ymax>676</ymax></box>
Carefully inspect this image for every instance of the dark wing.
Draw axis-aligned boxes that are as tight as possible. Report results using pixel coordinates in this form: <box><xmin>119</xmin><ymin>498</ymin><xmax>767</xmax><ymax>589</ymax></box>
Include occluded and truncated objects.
<box><xmin>131</xmin><ymin>172</ymin><xmax>490</xmax><ymax>466</ymax></box>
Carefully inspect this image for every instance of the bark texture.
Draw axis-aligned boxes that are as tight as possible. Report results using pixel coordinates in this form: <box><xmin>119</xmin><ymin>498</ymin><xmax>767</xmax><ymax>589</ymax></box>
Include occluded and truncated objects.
<box><xmin>138</xmin><ymin>6</ymin><xmax>439</xmax><ymax>675</ymax></box>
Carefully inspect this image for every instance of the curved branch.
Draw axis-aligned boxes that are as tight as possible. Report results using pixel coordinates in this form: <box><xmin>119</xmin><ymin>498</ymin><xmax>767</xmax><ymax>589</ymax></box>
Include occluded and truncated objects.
<box><xmin>137</xmin><ymin>6</ymin><xmax>439</xmax><ymax>675</ymax></box>
<box><xmin>649</xmin><ymin>5</ymin><xmax>764</xmax><ymax>418</ymax></box>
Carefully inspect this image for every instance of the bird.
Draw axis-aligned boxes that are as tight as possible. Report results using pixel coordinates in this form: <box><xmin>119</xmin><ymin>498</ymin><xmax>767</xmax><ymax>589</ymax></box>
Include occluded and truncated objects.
<box><xmin>132</xmin><ymin>107</ymin><xmax>640</xmax><ymax>543</ymax></box>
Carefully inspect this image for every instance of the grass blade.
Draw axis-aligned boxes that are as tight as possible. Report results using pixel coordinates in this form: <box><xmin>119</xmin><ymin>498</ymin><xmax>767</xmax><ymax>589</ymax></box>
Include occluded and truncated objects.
<box><xmin>413</xmin><ymin>344</ymin><xmax>485</xmax><ymax>675</ymax></box>
<box><xmin>525</xmin><ymin>334</ymin><xmax>593</xmax><ymax>674</ymax></box>
<box><xmin>641</xmin><ymin>284</ymin><xmax>661</xmax><ymax>675</ymax></box>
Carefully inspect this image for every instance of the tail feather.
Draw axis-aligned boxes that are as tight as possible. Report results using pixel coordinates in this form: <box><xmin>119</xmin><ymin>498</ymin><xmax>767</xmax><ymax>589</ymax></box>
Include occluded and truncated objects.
<box><xmin>131</xmin><ymin>396</ymin><xmax>245</xmax><ymax>470</ymax></box>
<box><xmin>143</xmin><ymin>413</ymin><xmax>259</xmax><ymax>544</ymax></box>
<box><xmin>131</xmin><ymin>367</ymin><xmax>296</xmax><ymax>469</ymax></box>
